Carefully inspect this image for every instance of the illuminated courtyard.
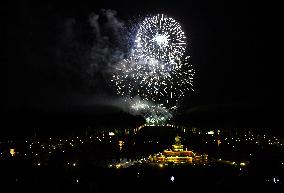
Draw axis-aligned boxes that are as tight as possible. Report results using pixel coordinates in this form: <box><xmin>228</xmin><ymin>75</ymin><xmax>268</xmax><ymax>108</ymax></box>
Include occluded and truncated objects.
<box><xmin>149</xmin><ymin>135</ymin><xmax>208</xmax><ymax>165</ymax></box>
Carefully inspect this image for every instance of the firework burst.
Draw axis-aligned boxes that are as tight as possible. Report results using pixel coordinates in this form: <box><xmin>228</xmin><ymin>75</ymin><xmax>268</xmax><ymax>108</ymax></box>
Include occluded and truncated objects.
<box><xmin>135</xmin><ymin>14</ymin><xmax>187</xmax><ymax>69</ymax></box>
<box><xmin>111</xmin><ymin>14</ymin><xmax>195</xmax><ymax>125</ymax></box>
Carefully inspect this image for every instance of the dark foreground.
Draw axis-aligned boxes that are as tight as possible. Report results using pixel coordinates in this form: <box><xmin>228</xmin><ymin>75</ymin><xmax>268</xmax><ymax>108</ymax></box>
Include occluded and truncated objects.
<box><xmin>1</xmin><ymin>160</ymin><xmax>283</xmax><ymax>193</ymax></box>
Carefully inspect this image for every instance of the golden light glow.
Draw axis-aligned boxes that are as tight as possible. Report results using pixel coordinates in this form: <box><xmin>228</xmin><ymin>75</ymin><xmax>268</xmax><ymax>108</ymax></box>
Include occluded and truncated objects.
<box><xmin>9</xmin><ymin>149</ymin><xmax>16</xmax><ymax>156</ymax></box>
<box><xmin>151</xmin><ymin>135</ymin><xmax>208</xmax><ymax>165</ymax></box>
<box><xmin>217</xmin><ymin>139</ymin><xmax>221</xmax><ymax>146</ymax></box>
<box><xmin>240</xmin><ymin>162</ymin><xmax>246</xmax><ymax>166</ymax></box>
<box><xmin>118</xmin><ymin>141</ymin><xmax>124</xmax><ymax>151</ymax></box>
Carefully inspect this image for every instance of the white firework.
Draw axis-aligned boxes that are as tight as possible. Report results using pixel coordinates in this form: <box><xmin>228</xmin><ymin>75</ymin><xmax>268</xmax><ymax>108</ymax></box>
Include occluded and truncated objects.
<box><xmin>135</xmin><ymin>14</ymin><xmax>187</xmax><ymax>70</ymax></box>
<box><xmin>111</xmin><ymin>14</ymin><xmax>194</xmax><ymax>125</ymax></box>
<box><xmin>112</xmin><ymin>55</ymin><xmax>194</xmax><ymax>106</ymax></box>
<box><xmin>129</xmin><ymin>99</ymin><xmax>172</xmax><ymax>126</ymax></box>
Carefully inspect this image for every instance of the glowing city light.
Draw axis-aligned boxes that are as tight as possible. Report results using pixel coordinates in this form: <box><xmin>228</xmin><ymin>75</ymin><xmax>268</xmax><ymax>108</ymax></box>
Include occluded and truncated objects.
<box><xmin>109</xmin><ymin>132</ymin><xmax>115</xmax><ymax>136</ymax></box>
<box><xmin>118</xmin><ymin>140</ymin><xmax>124</xmax><ymax>151</ymax></box>
<box><xmin>9</xmin><ymin>149</ymin><xmax>16</xmax><ymax>157</ymax></box>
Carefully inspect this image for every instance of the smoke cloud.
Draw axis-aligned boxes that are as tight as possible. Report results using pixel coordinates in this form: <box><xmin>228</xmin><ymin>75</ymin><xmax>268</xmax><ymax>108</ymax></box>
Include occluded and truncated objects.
<box><xmin>88</xmin><ymin>9</ymin><xmax>130</xmax><ymax>77</ymax></box>
<box><xmin>53</xmin><ymin>9</ymin><xmax>135</xmax><ymax>114</ymax></box>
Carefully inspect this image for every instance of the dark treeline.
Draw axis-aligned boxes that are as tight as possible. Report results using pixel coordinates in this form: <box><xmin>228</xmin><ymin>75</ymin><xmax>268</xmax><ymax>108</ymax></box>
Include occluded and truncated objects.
<box><xmin>1</xmin><ymin>108</ymin><xmax>144</xmax><ymax>140</ymax></box>
<box><xmin>172</xmin><ymin>104</ymin><xmax>284</xmax><ymax>137</ymax></box>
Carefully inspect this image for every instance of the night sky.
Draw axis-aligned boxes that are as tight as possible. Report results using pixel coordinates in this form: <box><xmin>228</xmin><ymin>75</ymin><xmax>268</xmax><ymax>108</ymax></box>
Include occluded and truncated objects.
<box><xmin>1</xmin><ymin>1</ymin><xmax>282</xmax><ymax>135</ymax></box>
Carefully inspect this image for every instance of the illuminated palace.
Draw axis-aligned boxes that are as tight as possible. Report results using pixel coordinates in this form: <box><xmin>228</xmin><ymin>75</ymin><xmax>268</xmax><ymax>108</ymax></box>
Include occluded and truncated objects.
<box><xmin>149</xmin><ymin>135</ymin><xmax>208</xmax><ymax>164</ymax></box>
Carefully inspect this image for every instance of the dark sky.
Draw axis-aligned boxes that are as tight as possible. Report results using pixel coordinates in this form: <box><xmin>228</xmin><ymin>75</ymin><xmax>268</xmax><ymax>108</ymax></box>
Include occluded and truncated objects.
<box><xmin>0</xmin><ymin>1</ymin><xmax>282</xmax><ymax>126</ymax></box>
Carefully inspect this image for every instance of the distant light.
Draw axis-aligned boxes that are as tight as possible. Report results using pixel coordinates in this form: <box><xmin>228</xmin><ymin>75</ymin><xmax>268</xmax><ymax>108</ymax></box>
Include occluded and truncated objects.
<box><xmin>170</xmin><ymin>176</ymin><xmax>175</xmax><ymax>182</ymax></box>
<box><xmin>207</xmin><ymin>131</ymin><xmax>214</xmax><ymax>135</ymax></box>
<box><xmin>76</xmin><ymin>179</ymin><xmax>79</xmax><ymax>183</ymax></box>
<box><xmin>217</xmin><ymin>140</ymin><xmax>221</xmax><ymax>146</ymax></box>
<box><xmin>73</xmin><ymin>163</ymin><xmax>76</xmax><ymax>167</ymax></box>
<box><xmin>37</xmin><ymin>163</ymin><xmax>41</xmax><ymax>166</ymax></box>
<box><xmin>159</xmin><ymin>164</ymin><xmax>163</xmax><ymax>168</ymax></box>
<box><xmin>240</xmin><ymin>162</ymin><xmax>246</xmax><ymax>166</ymax></box>
<box><xmin>109</xmin><ymin>132</ymin><xmax>115</xmax><ymax>136</ymax></box>
<box><xmin>116</xmin><ymin>164</ymin><xmax>121</xmax><ymax>169</ymax></box>
<box><xmin>10</xmin><ymin>149</ymin><xmax>16</xmax><ymax>157</ymax></box>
